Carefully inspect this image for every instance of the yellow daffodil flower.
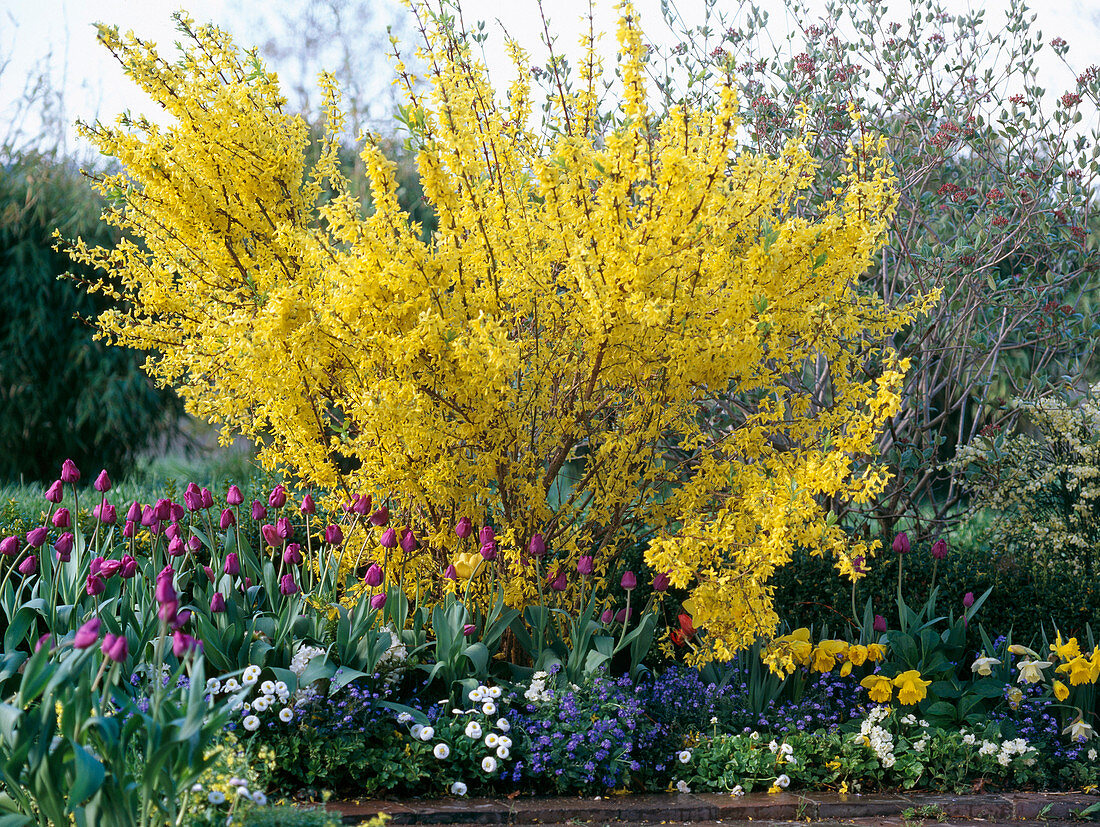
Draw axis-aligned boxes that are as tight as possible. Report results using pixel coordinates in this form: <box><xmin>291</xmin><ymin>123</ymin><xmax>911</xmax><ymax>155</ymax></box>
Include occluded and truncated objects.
<box><xmin>840</xmin><ymin>660</ymin><xmax>853</xmax><ymax>677</ymax></box>
<box><xmin>860</xmin><ymin>674</ymin><xmax>894</xmax><ymax>703</ymax></box>
<box><xmin>893</xmin><ymin>670</ymin><xmax>932</xmax><ymax>705</ymax></box>
<box><xmin>1054</xmin><ymin>680</ymin><xmax>1070</xmax><ymax>702</ymax></box>
<box><xmin>1055</xmin><ymin>656</ymin><xmax>1093</xmax><ymax>686</ymax></box>
<box><xmin>866</xmin><ymin>643</ymin><xmax>888</xmax><ymax>663</ymax></box>
<box><xmin>1008</xmin><ymin>644</ymin><xmax>1038</xmax><ymax>658</ymax></box>
<box><xmin>847</xmin><ymin>644</ymin><xmax>869</xmax><ymax>666</ymax></box>
<box><xmin>811</xmin><ymin>639</ymin><xmax>849</xmax><ymax>673</ymax></box>
<box><xmin>1050</xmin><ymin>632</ymin><xmax>1081</xmax><ymax>663</ymax></box>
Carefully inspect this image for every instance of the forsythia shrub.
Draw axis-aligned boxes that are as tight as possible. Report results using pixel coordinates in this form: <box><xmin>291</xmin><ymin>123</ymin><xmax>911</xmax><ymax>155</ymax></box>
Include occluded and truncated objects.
<box><xmin>66</xmin><ymin>4</ymin><xmax>932</xmax><ymax>660</ymax></box>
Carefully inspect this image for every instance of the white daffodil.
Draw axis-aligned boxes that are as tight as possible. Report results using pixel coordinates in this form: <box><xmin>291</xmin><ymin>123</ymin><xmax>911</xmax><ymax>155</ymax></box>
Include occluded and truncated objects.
<box><xmin>971</xmin><ymin>656</ymin><xmax>1001</xmax><ymax>676</ymax></box>
<box><xmin>1016</xmin><ymin>659</ymin><xmax>1052</xmax><ymax>684</ymax></box>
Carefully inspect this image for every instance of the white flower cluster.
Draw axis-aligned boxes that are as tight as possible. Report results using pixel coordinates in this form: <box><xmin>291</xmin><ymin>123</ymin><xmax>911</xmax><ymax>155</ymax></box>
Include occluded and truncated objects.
<box><xmin>523</xmin><ymin>670</ymin><xmax>555</xmax><ymax>703</ymax></box>
<box><xmin>290</xmin><ymin>644</ymin><xmax>327</xmax><ymax>677</ymax></box>
<box><xmin>965</xmin><ymin>730</ymin><xmax>1031</xmax><ymax>767</ymax></box>
<box><xmin>197</xmin><ymin>776</ymin><xmax>267</xmax><ymax>807</ymax></box>
<box><xmin>207</xmin><ymin>668</ymin><xmax>295</xmax><ymax>731</ymax></box>
<box><xmin>855</xmin><ymin>706</ymin><xmax>896</xmax><ymax>767</ymax></box>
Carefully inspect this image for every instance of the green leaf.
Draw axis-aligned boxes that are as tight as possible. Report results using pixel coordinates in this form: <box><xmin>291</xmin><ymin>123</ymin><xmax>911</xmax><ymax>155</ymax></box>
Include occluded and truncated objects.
<box><xmin>66</xmin><ymin>740</ymin><xmax>104</xmax><ymax>809</ymax></box>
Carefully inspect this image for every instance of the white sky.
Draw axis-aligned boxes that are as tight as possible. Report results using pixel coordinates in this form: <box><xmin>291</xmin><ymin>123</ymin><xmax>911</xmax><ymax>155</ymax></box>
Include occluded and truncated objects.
<box><xmin>1</xmin><ymin>0</ymin><xmax>1098</xmax><ymax>155</ymax></box>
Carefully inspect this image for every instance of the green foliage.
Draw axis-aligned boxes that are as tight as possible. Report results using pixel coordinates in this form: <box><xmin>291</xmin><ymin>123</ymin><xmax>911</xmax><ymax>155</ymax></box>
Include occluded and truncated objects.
<box><xmin>231</xmin><ymin>806</ymin><xmax>346</xmax><ymax>827</ymax></box>
<box><xmin>0</xmin><ymin>151</ymin><xmax>181</xmax><ymax>482</ymax></box>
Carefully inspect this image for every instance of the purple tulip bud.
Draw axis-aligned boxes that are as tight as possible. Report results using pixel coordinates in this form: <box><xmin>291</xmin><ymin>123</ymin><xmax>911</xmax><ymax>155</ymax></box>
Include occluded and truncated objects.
<box><xmin>615</xmin><ymin>607</ymin><xmax>632</xmax><ymax>623</ymax></box>
<box><xmin>157</xmin><ymin>564</ymin><xmax>174</xmax><ymax>582</ymax></box>
<box><xmin>268</xmin><ymin>484</ymin><xmax>287</xmax><ymax>509</ymax></box>
<box><xmin>892</xmin><ymin>532</ymin><xmax>910</xmax><ymax>555</ymax></box>
<box><xmin>173</xmin><ymin>609</ymin><xmax>192</xmax><ymax>629</ymax></box>
<box><xmin>324</xmin><ymin>524</ymin><xmax>344</xmax><ymax>546</ymax></box>
<box><xmin>576</xmin><ymin>556</ymin><xmax>594</xmax><ymax>576</ymax></box>
<box><xmin>528</xmin><ymin>534</ymin><xmax>546</xmax><ymax>558</ymax></box>
<box><xmin>102</xmin><ymin>633</ymin><xmax>128</xmax><ymax>663</ymax></box>
<box><xmin>0</xmin><ymin>536</ymin><xmax>17</xmax><ymax>556</ymax></box>
<box><xmin>126</xmin><ymin>501</ymin><xmax>142</xmax><ymax>523</ymax></box>
<box><xmin>122</xmin><ymin>520</ymin><xmax>135</xmax><ymax>538</ymax></box>
<box><xmin>54</xmin><ymin>532</ymin><xmax>74</xmax><ymax>562</ymax></box>
<box><xmin>352</xmin><ymin>494</ymin><xmax>371</xmax><ymax>516</ymax></box>
<box><xmin>548</xmin><ymin>568</ymin><xmax>568</xmax><ymax>591</ymax></box>
<box><xmin>187</xmin><ymin>536</ymin><xmax>200</xmax><ymax>554</ymax></box>
<box><xmin>153</xmin><ymin>499</ymin><xmax>172</xmax><ymax>522</ymax></box>
<box><xmin>600</xmin><ymin>609</ymin><xmax>614</xmax><ymax>624</ymax></box>
<box><xmin>479</xmin><ymin>542</ymin><xmax>497</xmax><ymax>561</ymax></box>
<box><xmin>463</xmin><ymin>624</ymin><xmax>476</xmax><ymax>636</ymax></box>
<box><xmin>99</xmin><ymin>559</ymin><xmax>122</xmax><ymax>578</ymax></box>
<box><xmin>120</xmin><ymin>556</ymin><xmax>138</xmax><ymax>578</ymax></box>
<box><xmin>963</xmin><ymin>591</ymin><xmax>975</xmax><ymax>609</ymax></box>
<box><xmin>224</xmin><ymin>552</ymin><xmax>240</xmax><ymax>576</ymax></box>
<box><xmin>300</xmin><ymin>493</ymin><xmax>316</xmax><ymax>515</ymax></box>
<box><xmin>36</xmin><ymin>633</ymin><xmax>52</xmax><ymax>652</ymax></box>
<box><xmin>200</xmin><ymin>488</ymin><xmax>214</xmax><ymax>509</ymax></box>
<box><xmin>369</xmin><ymin>592</ymin><xmax>387</xmax><ymax>610</ymax></box>
<box><xmin>444</xmin><ymin>564</ymin><xmax>457</xmax><ymax>580</ymax></box>
<box><xmin>930</xmin><ymin>539</ymin><xmax>948</xmax><ymax>560</ymax></box>
<box><xmin>226</xmin><ymin>485</ymin><xmax>244</xmax><ymax>506</ymax></box>
<box><xmin>25</xmin><ymin>527</ymin><xmax>47</xmax><ymax>549</ymax></box>
<box><xmin>455</xmin><ymin>517</ymin><xmax>473</xmax><ymax>539</ymax></box>
<box><xmin>45</xmin><ymin>480</ymin><xmax>63</xmax><ymax>504</ymax></box>
<box><xmin>379</xmin><ymin>527</ymin><xmax>397</xmax><ymax>549</ymax></box>
<box><xmin>94</xmin><ymin>502</ymin><xmax>117</xmax><ymax>525</ymax></box>
<box><xmin>279</xmin><ymin>573</ymin><xmax>299</xmax><ymax>596</ymax></box>
<box><xmin>873</xmin><ymin>614</ymin><xmax>887</xmax><ymax>633</ymax></box>
<box><xmin>155</xmin><ymin>575</ymin><xmax>176</xmax><ymax>604</ymax></box>
<box><xmin>167</xmin><ymin>536</ymin><xmax>185</xmax><ymax>557</ymax></box>
<box><xmin>479</xmin><ymin>525</ymin><xmax>495</xmax><ymax>546</ymax></box>
<box><xmin>94</xmin><ymin>470</ymin><xmax>112</xmax><ymax>493</ymax></box>
<box><xmin>261</xmin><ymin>523</ymin><xmax>281</xmax><ymax>548</ymax></box>
<box><xmin>276</xmin><ymin>516</ymin><xmax>292</xmax><ymax>540</ymax></box>
<box><xmin>85</xmin><ymin>573</ymin><xmax>105</xmax><ymax>596</ymax></box>
<box><xmin>52</xmin><ymin>508</ymin><xmax>71</xmax><ymax>529</ymax></box>
<box><xmin>172</xmin><ymin>630</ymin><xmax>200</xmax><ymax>657</ymax></box>
<box><xmin>283</xmin><ymin>543</ymin><xmax>303</xmax><ymax>565</ymax></box>
<box><xmin>653</xmin><ymin>572</ymin><xmax>670</xmax><ymax>592</ymax></box>
<box><xmin>251</xmin><ymin>501</ymin><xmax>267</xmax><ymax>522</ymax></box>
<box><xmin>90</xmin><ymin>556</ymin><xmax>104</xmax><ymax>576</ymax></box>
<box><xmin>219</xmin><ymin>508</ymin><xmax>236</xmax><ymax>530</ymax></box>
<box><xmin>60</xmin><ymin>459</ymin><xmax>80</xmax><ymax>483</ymax></box>
<box><xmin>620</xmin><ymin>570</ymin><xmax>637</xmax><ymax>591</ymax></box>
<box><xmin>369</xmin><ymin>506</ymin><xmax>389</xmax><ymax>527</ymax></box>
<box><xmin>164</xmin><ymin>522</ymin><xmax>181</xmax><ymax>541</ymax></box>
<box><xmin>210</xmin><ymin>592</ymin><xmax>226</xmax><ymax>613</ymax></box>
<box><xmin>363</xmin><ymin>563</ymin><xmax>383</xmax><ymax>587</ymax></box>
<box><xmin>140</xmin><ymin>505</ymin><xmax>156</xmax><ymax>527</ymax></box>
<box><xmin>203</xmin><ymin>564</ymin><xmax>214</xmax><ymax>583</ymax></box>
<box><xmin>169</xmin><ymin>502</ymin><xmax>184</xmax><ymax>522</ymax></box>
<box><xmin>400</xmin><ymin>527</ymin><xmax>417</xmax><ymax>554</ymax></box>
<box><xmin>73</xmin><ymin>617</ymin><xmax>101</xmax><ymax>649</ymax></box>
<box><xmin>183</xmin><ymin>483</ymin><xmax>203</xmax><ymax>512</ymax></box>
<box><xmin>158</xmin><ymin>600</ymin><xmax>178</xmax><ymax>625</ymax></box>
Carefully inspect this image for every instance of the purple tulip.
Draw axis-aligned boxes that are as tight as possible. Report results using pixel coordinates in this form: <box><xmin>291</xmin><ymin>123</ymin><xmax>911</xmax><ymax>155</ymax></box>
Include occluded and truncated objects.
<box><xmin>219</xmin><ymin>508</ymin><xmax>236</xmax><ymax>530</ymax></box>
<box><xmin>251</xmin><ymin>501</ymin><xmax>267</xmax><ymax>521</ymax></box>
<box><xmin>652</xmin><ymin>572</ymin><xmax>670</xmax><ymax>592</ymax></box>
<box><xmin>101</xmin><ymin>633</ymin><xmax>128</xmax><ymax>663</ymax></box>
<box><xmin>153</xmin><ymin>499</ymin><xmax>172</xmax><ymax>522</ymax></box>
<box><xmin>379</xmin><ymin>527</ymin><xmax>397</xmax><ymax>549</ymax></box>
<box><xmin>369</xmin><ymin>506</ymin><xmax>389</xmax><ymax>527</ymax></box>
<box><xmin>25</xmin><ymin>527</ymin><xmax>47</xmax><ymax>549</ymax></box>
<box><xmin>99</xmin><ymin>559</ymin><xmax>122</xmax><ymax>579</ymax></box>
<box><xmin>85</xmin><ymin>574</ymin><xmax>105</xmax><ymax>596</ymax></box>
<box><xmin>155</xmin><ymin>575</ymin><xmax>176</xmax><ymax>605</ymax></box>
<box><xmin>158</xmin><ymin>600</ymin><xmax>178</xmax><ymax>625</ymax></box>
<box><xmin>455</xmin><ymin>517</ymin><xmax>473</xmax><ymax>539</ymax></box>
<box><xmin>126</xmin><ymin>501</ymin><xmax>142</xmax><ymax>523</ymax></box>
<box><xmin>187</xmin><ymin>537</ymin><xmax>200</xmax><ymax>554</ymax></box>
<box><xmin>226</xmin><ymin>485</ymin><xmax>244</xmax><ymax>506</ymax></box>
<box><xmin>479</xmin><ymin>526</ymin><xmax>495</xmax><ymax>546</ymax></box>
<box><xmin>169</xmin><ymin>502</ymin><xmax>184</xmax><ymax>522</ymax></box>
<box><xmin>892</xmin><ymin>532</ymin><xmax>910</xmax><ymax>555</ymax></box>
<box><xmin>268</xmin><ymin>485</ymin><xmax>287</xmax><ymax>509</ymax></box>
<box><xmin>60</xmin><ymin>459</ymin><xmax>80</xmax><ymax>484</ymax></box>
<box><xmin>261</xmin><ymin>524</ymin><xmax>282</xmax><ymax>548</ymax></box>
<box><xmin>463</xmin><ymin>624</ymin><xmax>476</xmax><ymax>636</ymax></box>
<box><xmin>90</xmin><ymin>556</ymin><xmax>104</xmax><ymax>576</ymax></box>
<box><xmin>276</xmin><ymin>517</ymin><xmax>292</xmax><ymax>540</ymax></box>
<box><xmin>930</xmin><ymin>539</ymin><xmax>948</xmax><ymax>560</ymax></box>
<box><xmin>324</xmin><ymin>524</ymin><xmax>343</xmax><ymax>546</ymax></box>
<box><xmin>44</xmin><ymin>480</ymin><xmax>63</xmax><ymax>504</ymax></box>
<box><xmin>577</xmin><ymin>556</ymin><xmax>594</xmax><ymax>576</ymax></box>
<box><xmin>528</xmin><ymin>533</ymin><xmax>546</xmax><ymax>558</ymax></box>
<box><xmin>94</xmin><ymin>502</ymin><xmax>117</xmax><ymax>525</ymax></box>
<box><xmin>548</xmin><ymin>568</ymin><xmax>568</xmax><ymax>591</ymax></box>
<box><xmin>400</xmin><ymin>528</ymin><xmax>417</xmax><ymax>554</ymax></box>
<box><xmin>615</xmin><ymin>607</ymin><xmax>632</xmax><ymax>623</ymax></box>
<box><xmin>140</xmin><ymin>505</ymin><xmax>156</xmax><ymax>527</ymax></box>
<box><xmin>52</xmin><ymin>508</ymin><xmax>71</xmax><ymax>529</ymax></box>
<box><xmin>352</xmin><ymin>494</ymin><xmax>371</xmax><ymax>515</ymax></box>
<box><xmin>17</xmin><ymin>556</ymin><xmax>37</xmax><ymax>577</ymax></box>
<box><xmin>120</xmin><ymin>556</ymin><xmax>138</xmax><ymax>578</ymax></box>
<box><xmin>165</xmin><ymin>522</ymin><xmax>181</xmax><ymax>541</ymax></box>
<box><xmin>620</xmin><ymin>570</ymin><xmax>637</xmax><ymax>591</ymax></box>
<box><xmin>963</xmin><ymin>591</ymin><xmax>975</xmax><ymax>609</ymax></box>
<box><xmin>443</xmin><ymin>564</ymin><xmax>457</xmax><ymax>580</ymax></box>
<box><xmin>203</xmin><ymin>565</ymin><xmax>215</xmax><ymax>583</ymax></box>
<box><xmin>54</xmin><ymin>532</ymin><xmax>74</xmax><ymax>562</ymax></box>
<box><xmin>184</xmin><ymin>483</ymin><xmax>203</xmax><ymax>512</ymax></box>
<box><xmin>300</xmin><ymin>493</ymin><xmax>316</xmax><ymax>515</ymax></box>
<box><xmin>210</xmin><ymin>592</ymin><xmax>226</xmax><ymax>613</ymax></box>
<box><xmin>173</xmin><ymin>609</ymin><xmax>192</xmax><ymax>629</ymax></box>
<box><xmin>122</xmin><ymin>520</ymin><xmax>135</xmax><ymax>538</ymax></box>
<box><xmin>279</xmin><ymin>573</ymin><xmax>299</xmax><ymax>596</ymax></box>
<box><xmin>36</xmin><ymin>634</ymin><xmax>52</xmax><ymax>652</ymax></box>
<box><xmin>873</xmin><ymin>614</ymin><xmax>887</xmax><ymax>633</ymax></box>
<box><xmin>600</xmin><ymin>608</ymin><xmax>614</xmax><ymax>624</ymax></box>
<box><xmin>369</xmin><ymin>592</ymin><xmax>387</xmax><ymax>610</ymax></box>
<box><xmin>0</xmin><ymin>537</ymin><xmax>17</xmax><ymax>556</ymax></box>
<box><xmin>283</xmin><ymin>543</ymin><xmax>303</xmax><ymax>565</ymax></box>
<box><xmin>167</xmin><ymin>536</ymin><xmax>185</xmax><ymax>557</ymax></box>
<box><xmin>479</xmin><ymin>542</ymin><xmax>498</xmax><ymax>561</ymax></box>
<box><xmin>73</xmin><ymin>618</ymin><xmax>101</xmax><ymax>649</ymax></box>
<box><xmin>93</xmin><ymin>470</ymin><xmax>111</xmax><ymax>493</ymax></box>
<box><xmin>224</xmin><ymin>552</ymin><xmax>240</xmax><ymax>576</ymax></box>
<box><xmin>200</xmin><ymin>488</ymin><xmax>214</xmax><ymax>509</ymax></box>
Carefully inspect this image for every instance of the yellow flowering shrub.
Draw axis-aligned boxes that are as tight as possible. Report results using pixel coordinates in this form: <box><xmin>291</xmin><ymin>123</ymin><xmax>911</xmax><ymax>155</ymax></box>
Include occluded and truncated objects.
<box><xmin>65</xmin><ymin>6</ymin><xmax>930</xmax><ymax>660</ymax></box>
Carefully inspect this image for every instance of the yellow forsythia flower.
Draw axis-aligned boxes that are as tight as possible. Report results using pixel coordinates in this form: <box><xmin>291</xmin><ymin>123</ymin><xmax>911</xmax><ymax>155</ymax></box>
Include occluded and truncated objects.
<box><xmin>892</xmin><ymin>670</ymin><xmax>931</xmax><ymax>705</ymax></box>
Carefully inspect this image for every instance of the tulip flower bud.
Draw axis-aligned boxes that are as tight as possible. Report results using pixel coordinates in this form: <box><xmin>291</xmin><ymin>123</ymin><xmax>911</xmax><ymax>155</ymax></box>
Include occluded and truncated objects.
<box><xmin>184</xmin><ymin>483</ymin><xmax>203</xmax><ymax>512</ymax></box>
<box><xmin>44</xmin><ymin>480</ymin><xmax>63</xmax><ymax>504</ymax></box>
<box><xmin>224</xmin><ymin>552</ymin><xmax>240</xmax><ymax>576</ymax></box>
<box><xmin>99</xmin><ymin>559</ymin><xmax>122</xmax><ymax>578</ymax></box>
<box><xmin>400</xmin><ymin>527</ymin><xmax>418</xmax><ymax>554</ymax></box>
<box><xmin>363</xmin><ymin>563</ymin><xmax>383</xmax><ymax>587</ymax></box>
<box><xmin>276</xmin><ymin>516</ymin><xmax>292</xmax><ymax>540</ymax></box>
<box><xmin>463</xmin><ymin>624</ymin><xmax>476</xmax><ymax>636</ymax></box>
<box><xmin>226</xmin><ymin>485</ymin><xmax>244</xmax><ymax>506</ymax></box>
<box><xmin>455</xmin><ymin>517</ymin><xmax>473</xmax><ymax>539</ymax></box>
<box><xmin>0</xmin><ymin>536</ymin><xmax>17</xmax><ymax>556</ymax></box>
<box><xmin>170</xmin><ymin>502</ymin><xmax>184</xmax><ymax>522</ymax></box>
<box><xmin>443</xmin><ymin>564</ymin><xmax>457</xmax><ymax>580</ymax></box>
<box><xmin>73</xmin><ymin>618</ymin><xmax>101</xmax><ymax>649</ymax></box>
<box><xmin>577</xmin><ymin>556</ymin><xmax>594</xmax><ymax>576</ymax></box>
<box><xmin>153</xmin><ymin>499</ymin><xmax>171</xmax><ymax>522</ymax></box>
<box><xmin>126</xmin><ymin>501</ymin><xmax>142</xmax><ymax>523</ymax></box>
<box><xmin>122</xmin><ymin>520</ymin><xmax>135</xmax><ymax>538</ymax></box>
<box><xmin>200</xmin><ymin>488</ymin><xmax>214</xmax><ymax>509</ymax></box>
<box><xmin>352</xmin><ymin>494</ymin><xmax>371</xmax><ymax>515</ymax></box>
<box><xmin>210</xmin><ymin>592</ymin><xmax>226</xmax><ymax>613</ymax></box>
<box><xmin>158</xmin><ymin>600</ymin><xmax>178</xmax><ymax>625</ymax></box>
<box><xmin>369</xmin><ymin>506</ymin><xmax>389</xmax><ymax>527</ymax></box>
<box><xmin>17</xmin><ymin>555</ymin><xmax>37</xmax><ymax>576</ymax></box>
<box><xmin>261</xmin><ymin>524</ymin><xmax>281</xmax><ymax>548</ymax></box>
<box><xmin>528</xmin><ymin>534</ymin><xmax>546</xmax><ymax>558</ymax></box>
<box><xmin>251</xmin><ymin>501</ymin><xmax>267</xmax><ymax>521</ymax></box>
<box><xmin>164</xmin><ymin>522</ymin><xmax>181</xmax><ymax>541</ymax></box>
<box><xmin>873</xmin><ymin>614</ymin><xmax>887</xmax><ymax>633</ymax></box>
<box><xmin>167</xmin><ymin>536</ymin><xmax>185</xmax><ymax>557</ymax></box>
<box><xmin>187</xmin><ymin>537</ymin><xmax>200</xmax><ymax>553</ymax></box>
<box><xmin>930</xmin><ymin>539</ymin><xmax>948</xmax><ymax>560</ymax></box>
<box><xmin>963</xmin><ymin>591</ymin><xmax>975</xmax><ymax>609</ymax></box>
<box><xmin>90</xmin><ymin>556</ymin><xmax>104</xmax><ymax>576</ymax></box>
<box><xmin>279</xmin><ymin>573</ymin><xmax>299</xmax><ymax>596</ymax></box>
<box><xmin>26</xmin><ymin>527</ymin><xmax>47</xmax><ymax>549</ymax></box>
<box><xmin>379</xmin><ymin>527</ymin><xmax>397</xmax><ymax>549</ymax></box>
<box><xmin>102</xmin><ymin>633</ymin><xmax>128</xmax><ymax>663</ymax></box>
<box><xmin>268</xmin><ymin>484</ymin><xmax>287</xmax><ymax>509</ymax></box>
<box><xmin>54</xmin><ymin>532</ymin><xmax>74</xmax><ymax>562</ymax></box>
<box><xmin>300</xmin><ymin>493</ymin><xmax>316</xmax><ymax>515</ymax></box>
<box><xmin>615</xmin><ymin>607</ymin><xmax>632</xmax><ymax>623</ymax></box>
<box><xmin>120</xmin><ymin>556</ymin><xmax>138</xmax><ymax>579</ymax></box>
<box><xmin>548</xmin><ymin>568</ymin><xmax>568</xmax><ymax>591</ymax></box>
<box><xmin>478</xmin><ymin>525</ymin><xmax>495</xmax><ymax>546</ymax></box>
<box><xmin>95</xmin><ymin>502</ymin><xmax>117</xmax><ymax>525</ymax></box>
<box><xmin>172</xmin><ymin>630</ymin><xmax>199</xmax><ymax>657</ymax></box>
<box><xmin>652</xmin><ymin>572</ymin><xmax>670</xmax><ymax>592</ymax></box>
<box><xmin>60</xmin><ymin>458</ymin><xmax>80</xmax><ymax>483</ymax></box>
<box><xmin>479</xmin><ymin>542</ymin><xmax>497</xmax><ymax>561</ymax></box>
<box><xmin>283</xmin><ymin>544</ymin><xmax>303</xmax><ymax>566</ymax></box>
<box><xmin>155</xmin><ymin>575</ymin><xmax>176</xmax><ymax>605</ymax></box>
<box><xmin>620</xmin><ymin>570</ymin><xmax>637</xmax><ymax>591</ymax></box>
<box><xmin>173</xmin><ymin>609</ymin><xmax>192</xmax><ymax>630</ymax></box>
<box><xmin>52</xmin><ymin>508</ymin><xmax>71</xmax><ymax>528</ymax></box>
<box><xmin>324</xmin><ymin>524</ymin><xmax>343</xmax><ymax>546</ymax></box>
<box><xmin>600</xmin><ymin>609</ymin><xmax>614</xmax><ymax>624</ymax></box>
<box><xmin>219</xmin><ymin>508</ymin><xmax>236</xmax><ymax>530</ymax></box>
<box><xmin>85</xmin><ymin>573</ymin><xmax>105</xmax><ymax>596</ymax></box>
<box><xmin>92</xmin><ymin>469</ymin><xmax>111</xmax><ymax>493</ymax></box>
<box><xmin>202</xmin><ymin>564</ymin><xmax>214</xmax><ymax>583</ymax></box>
<box><xmin>369</xmin><ymin>592</ymin><xmax>387</xmax><ymax>610</ymax></box>
<box><xmin>140</xmin><ymin>505</ymin><xmax>156</xmax><ymax>527</ymax></box>
<box><xmin>892</xmin><ymin>532</ymin><xmax>910</xmax><ymax>555</ymax></box>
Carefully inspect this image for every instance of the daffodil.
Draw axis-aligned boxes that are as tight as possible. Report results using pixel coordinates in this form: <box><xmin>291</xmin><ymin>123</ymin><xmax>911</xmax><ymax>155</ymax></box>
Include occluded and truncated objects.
<box><xmin>1064</xmin><ymin>717</ymin><xmax>1096</xmax><ymax>742</ymax></box>
<box><xmin>1016</xmin><ymin>659</ymin><xmax>1052</xmax><ymax>684</ymax></box>
<box><xmin>1050</xmin><ymin>632</ymin><xmax>1081</xmax><ymax>663</ymax></box>
<box><xmin>866</xmin><ymin>643</ymin><xmax>888</xmax><ymax>662</ymax></box>
<box><xmin>1054</xmin><ymin>681</ymin><xmax>1070</xmax><ymax>702</ymax></box>
<box><xmin>811</xmin><ymin>639</ymin><xmax>849</xmax><ymax>673</ymax></box>
<box><xmin>1056</xmin><ymin>656</ymin><xmax>1095</xmax><ymax>686</ymax></box>
<box><xmin>1008</xmin><ymin>644</ymin><xmax>1038</xmax><ymax>658</ymax></box>
<box><xmin>892</xmin><ymin>670</ymin><xmax>932</xmax><ymax>705</ymax></box>
<box><xmin>847</xmin><ymin>644</ymin><xmax>869</xmax><ymax>666</ymax></box>
<box><xmin>860</xmin><ymin>674</ymin><xmax>894</xmax><ymax>703</ymax></box>
<box><xmin>971</xmin><ymin>655</ymin><xmax>1001</xmax><ymax>676</ymax></box>
<box><xmin>840</xmin><ymin>660</ymin><xmax>853</xmax><ymax>677</ymax></box>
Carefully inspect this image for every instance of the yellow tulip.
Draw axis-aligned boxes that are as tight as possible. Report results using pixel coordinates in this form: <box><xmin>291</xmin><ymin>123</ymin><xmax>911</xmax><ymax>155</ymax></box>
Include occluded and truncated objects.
<box><xmin>860</xmin><ymin>674</ymin><xmax>894</xmax><ymax>703</ymax></box>
<box><xmin>892</xmin><ymin>670</ymin><xmax>932</xmax><ymax>705</ymax></box>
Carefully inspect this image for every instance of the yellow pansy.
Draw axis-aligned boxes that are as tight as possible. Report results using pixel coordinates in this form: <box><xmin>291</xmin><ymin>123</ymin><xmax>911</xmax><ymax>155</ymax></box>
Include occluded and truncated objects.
<box><xmin>860</xmin><ymin>674</ymin><xmax>894</xmax><ymax>703</ymax></box>
<box><xmin>893</xmin><ymin>670</ymin><xmax>932</xmax><ymax>705</ymax></box>
<box><xmin>1050</xmin><ymin>632</ymin><xmax>1081</xmax><ymax>663</ymax></box>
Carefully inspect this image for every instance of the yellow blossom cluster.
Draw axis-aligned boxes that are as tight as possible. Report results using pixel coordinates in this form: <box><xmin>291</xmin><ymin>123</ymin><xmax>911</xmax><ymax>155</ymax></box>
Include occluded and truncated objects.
<box><xmin>761</xmin><ymin>628</ymin><xmax>886</xmax><ymax>677</ymax></box>
<box><xmin>65</xmin><ymin>5</ymin><xmax>930</xmax><ymax>659</ymax></box>
<box><xmin>859</xmin><ymin>670</ymin><xmax>931</xmax><ymax>705</ymax></box>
